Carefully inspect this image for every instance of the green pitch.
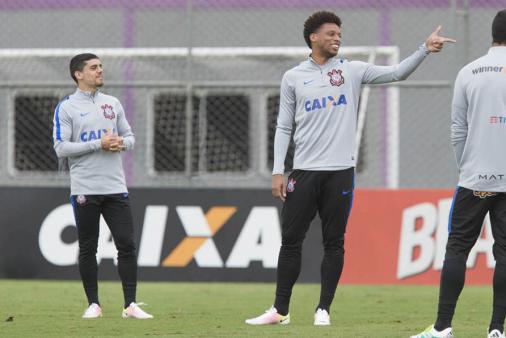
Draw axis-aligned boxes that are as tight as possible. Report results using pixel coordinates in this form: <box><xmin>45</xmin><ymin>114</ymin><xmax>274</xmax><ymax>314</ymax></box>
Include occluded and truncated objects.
<box><xmin>0</xmin><ymin>280</ymin><xmax>492</xmax><ymax>337</ymax></box>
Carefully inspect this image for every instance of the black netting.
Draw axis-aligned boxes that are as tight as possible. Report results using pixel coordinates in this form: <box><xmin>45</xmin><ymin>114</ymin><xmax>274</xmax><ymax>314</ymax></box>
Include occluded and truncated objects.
<box><xmin>15</xmin><ymin>95</ymin><xmax>59</xmax><ymax>171</ymax></box>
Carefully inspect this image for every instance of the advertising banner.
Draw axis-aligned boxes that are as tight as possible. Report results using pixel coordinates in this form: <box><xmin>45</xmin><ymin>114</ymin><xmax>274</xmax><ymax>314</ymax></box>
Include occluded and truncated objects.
<box><xmin>342</xmin><ymin>189</ymin><xmax>493</xmax><ymax>284</ymax></box>
<box><xmin>0</xmin><ymin>187</ymin><xmax>494</xmax><ymax>284</ymax></box>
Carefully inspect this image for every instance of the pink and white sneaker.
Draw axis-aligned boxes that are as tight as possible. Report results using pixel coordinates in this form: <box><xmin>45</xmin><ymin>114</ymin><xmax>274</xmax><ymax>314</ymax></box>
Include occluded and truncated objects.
<box><xmin>122</xmin><ymin>302</ymin><xmax>153</xmax><ymax>319</ymax></box>
<box><xmin>245</xmin><ymin>306</ymin><xmax>290</xmax><ymax>325</ymax></box>
<box><xmin>82</xmin><ymin>303</ymin><xmax>102</xmax><ymax>319</ymax></box>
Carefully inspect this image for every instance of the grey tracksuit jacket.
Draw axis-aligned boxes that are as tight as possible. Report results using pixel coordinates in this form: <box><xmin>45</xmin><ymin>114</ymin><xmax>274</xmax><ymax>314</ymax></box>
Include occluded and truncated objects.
<box><xmin>53</xmin><ymin>88</ymin><xmax>134</xmax><ymax>195</ymax></box>
<box><xmin>273</xmin><ymin>44</ymin><xmax>430</xmax><ymax>174</ymax></box>
<box><xmin>451</xmin><ymin>46</ymin><xmax>506</xmax><ymax>192</ymax></box>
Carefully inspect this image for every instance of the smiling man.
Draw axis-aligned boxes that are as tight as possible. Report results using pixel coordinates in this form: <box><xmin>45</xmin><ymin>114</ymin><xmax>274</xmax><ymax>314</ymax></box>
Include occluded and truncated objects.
<box><xmin>245</xmin><ymin>11</ymin><xmax>455</xmax><ymax>326</ymax></box>
<box><xmin>53</xmin><ymin>53</ymin><xmax>152</xmax><ymax>320</ymax></box>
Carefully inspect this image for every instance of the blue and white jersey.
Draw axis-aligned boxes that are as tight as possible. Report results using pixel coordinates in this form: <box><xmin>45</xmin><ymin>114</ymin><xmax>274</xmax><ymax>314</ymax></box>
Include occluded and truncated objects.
<box><xmin>273</xmin><ymin>44</ymin><xmax>430</xmax><ymax>174</ymax></box>
<box><xmin>452</xmin><ymin>46</ymin><xmax>506</xmax><ymax>191</ymax></box>
<box><xmin>53</xmin><ymin>89</ymin><xmax>134</xmax><ymax>195</ymax></box>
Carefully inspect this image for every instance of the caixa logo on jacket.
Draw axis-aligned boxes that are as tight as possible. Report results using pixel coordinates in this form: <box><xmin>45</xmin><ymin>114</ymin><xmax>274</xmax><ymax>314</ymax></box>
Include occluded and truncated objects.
<box><xmin>80</xmin><ymin>128</ymin><xmax>117</xmax><ymax>142</ymax></box>
<box><xmin>38</xmin><ymin>204</ymin><xmax>281</xmax><ymax>269</ymax></box>
<box><xmin>304</xmin><ymin>94</ymin><xmax>347</xmax><ymax>112</ymax></box>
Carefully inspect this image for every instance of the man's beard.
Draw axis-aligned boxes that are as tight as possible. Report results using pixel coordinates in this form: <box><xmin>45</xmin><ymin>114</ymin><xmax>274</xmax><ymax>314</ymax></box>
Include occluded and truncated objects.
<box><xmin>324</xmin><ymin>48</ymin><xmax>338</xmax><ymax>58</ymax></box>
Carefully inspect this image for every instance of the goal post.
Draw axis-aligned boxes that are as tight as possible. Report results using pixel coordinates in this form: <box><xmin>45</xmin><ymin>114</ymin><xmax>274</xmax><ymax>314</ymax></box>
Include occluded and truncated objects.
<box><xmin>0</xmin><ymin>46</ymin><xmax>400</xmax><ymax>188</ymax></box>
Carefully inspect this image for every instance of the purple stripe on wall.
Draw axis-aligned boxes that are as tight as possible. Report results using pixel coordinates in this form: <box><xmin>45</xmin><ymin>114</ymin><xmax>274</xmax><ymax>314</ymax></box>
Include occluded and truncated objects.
<box><xmin>122</xmin><ymin>7</ymin><xmax>135</xmax><ymax>185</ymax></box>
<box><xmin>0</xmin><ymin>0</ymin><xmax>502</xmax><ymax>10</ymax></box>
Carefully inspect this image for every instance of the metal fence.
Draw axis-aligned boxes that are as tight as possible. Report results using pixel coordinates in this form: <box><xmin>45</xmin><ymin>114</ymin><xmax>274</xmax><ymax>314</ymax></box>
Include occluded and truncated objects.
<box><xmin>0</xmin><ymin>0</ymin><xmax>502</xmax><ymax>189</ymax></box>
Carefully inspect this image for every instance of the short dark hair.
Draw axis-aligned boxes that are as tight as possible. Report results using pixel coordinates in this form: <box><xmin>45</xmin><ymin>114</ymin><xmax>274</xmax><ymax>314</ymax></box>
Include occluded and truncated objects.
<box><xmin>69</xmin><ymin>53</ymin><xmax>99</xmax><ymax>83</ymax></box>
<box><xmin>492</xmin><ymin>9</ymin><xmax>506</xmax><ymax>43</ymax></box>
<box><xmin>303</xmin><ymin>11</ymin><xmax>342</xmax><ymax>49</ymax></box>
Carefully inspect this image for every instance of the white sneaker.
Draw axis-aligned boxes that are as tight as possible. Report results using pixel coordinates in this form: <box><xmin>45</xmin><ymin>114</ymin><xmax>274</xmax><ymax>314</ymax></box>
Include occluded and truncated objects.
<box><xmin>314</xmin><ymin>308</ymin><xmax>330</xmax><ymax>326</ymax></box>
<box><xmin>488</xmin><ymin>329</ymin><xmax>505</xmax><ymax>338</ymax></box>
<box><xmin>245</xmin><ymin>306</ymin><xmax>290</xmax><ymax>325</ymax></box>
<box><xmin>410</xmin><ymin>325</ymin><xmax>453</xmax><ymax>338</ymax></box>
<box><xmin>82</xmin><ymin>303</ymin><xmax>102</xmax><ymax>319</ymax></box>
<box><xmin>122</xmin><ymin>302</ymin><xmax>153</xmax><ymax>319</ymax></box>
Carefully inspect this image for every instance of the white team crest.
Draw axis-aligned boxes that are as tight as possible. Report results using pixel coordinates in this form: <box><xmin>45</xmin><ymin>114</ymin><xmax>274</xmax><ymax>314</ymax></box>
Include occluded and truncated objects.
<box><xmin>76</xmin><ymin>195</ymin><xmax>86</xmax><ymax>205</ymax></box>
<box><xmin>101</xmin><ymin>104</ymin><xmax>116</xmax><ymax>120</ymax></box>
<box><xmin>328</xmin><ymin>69</ymin><xmax>344</xmax><ymax>86</ymax></box>
<box><xmin>287</xmin><ymin>178</ymin><xmax>296</xmax><ymax>193</ymax></box>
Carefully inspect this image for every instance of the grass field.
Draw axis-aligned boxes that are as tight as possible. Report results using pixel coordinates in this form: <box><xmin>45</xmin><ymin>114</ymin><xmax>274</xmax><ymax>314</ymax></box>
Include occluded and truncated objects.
<box><xmin>0</xmin><ymin>280</ymin><xmax>493</xmax><ymax>337</ymax></box>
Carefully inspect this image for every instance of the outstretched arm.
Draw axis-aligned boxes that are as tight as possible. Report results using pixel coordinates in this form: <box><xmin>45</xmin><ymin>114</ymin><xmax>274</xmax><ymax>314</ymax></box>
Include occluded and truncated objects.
<box><xmin>361</xmin><ymin>26</ymin><xmax>456</xmax><ymax>84</ymax></box>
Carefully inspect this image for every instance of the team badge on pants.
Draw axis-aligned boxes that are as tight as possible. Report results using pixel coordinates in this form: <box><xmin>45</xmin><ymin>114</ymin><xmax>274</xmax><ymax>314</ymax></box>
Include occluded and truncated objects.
<box><xmin>473</xmin><ymin>191</ymin><xmax>497</xmax><ymax>199</ymax></box>
<box><xmin>76</xmin><ymin>195</ymin><xmax>86</xmax><ymax>205</ymax></box>
<box><xmin>287</xmin><ymin>178</ymin><xmax>296</xmax><ymax>193</ymax></box>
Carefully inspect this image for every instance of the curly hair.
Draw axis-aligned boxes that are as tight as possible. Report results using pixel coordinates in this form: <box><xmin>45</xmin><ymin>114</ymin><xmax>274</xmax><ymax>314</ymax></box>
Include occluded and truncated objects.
<box><xmin>303</xmin><ymin>11</ymin><xmax>342</xmax><ymax>49</ymax></box>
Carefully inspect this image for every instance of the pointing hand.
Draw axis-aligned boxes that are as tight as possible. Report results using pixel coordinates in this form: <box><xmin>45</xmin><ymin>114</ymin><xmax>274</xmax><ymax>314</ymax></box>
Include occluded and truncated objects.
<box><xmin>425</xmin><ymin>25</ymin><xmax>456</xmax><ymax>53</ymax></box>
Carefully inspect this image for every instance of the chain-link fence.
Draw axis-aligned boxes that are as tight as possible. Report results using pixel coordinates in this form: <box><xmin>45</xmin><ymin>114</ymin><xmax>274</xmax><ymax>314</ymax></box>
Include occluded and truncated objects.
<box><xmin>0</xmin><ymin>0</ymin><xmax>502</xmax><ymax>188</ymax></box>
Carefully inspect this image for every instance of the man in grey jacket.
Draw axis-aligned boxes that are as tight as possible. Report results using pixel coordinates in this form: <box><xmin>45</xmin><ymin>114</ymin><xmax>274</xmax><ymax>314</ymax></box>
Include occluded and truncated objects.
<box><xmin>53</xmin><ymin>53</ymin><xmax>152</xmax><ymax>319</ymax></box>
<box><xmin>245</xmin><ymin>11</ymin><xmax>455</xmax><ymax>326</ymax></box>
<box><xmin>412</xmin><ymin>9</ymin><xmax>506</xmax><ymax>338</ymax></box>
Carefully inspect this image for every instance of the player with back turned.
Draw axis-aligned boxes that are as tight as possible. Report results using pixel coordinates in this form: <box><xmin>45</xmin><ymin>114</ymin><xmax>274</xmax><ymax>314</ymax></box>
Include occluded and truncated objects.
<box><xmin>411</xmin><ymin>9</ymin><xmax>506</xmax><ymax>338</ymax></box>
<box><xmin>245</xmin><ymin>11</ymin><xmax>455</xmax><ymax>327</ymax></box>
<box><xmin>53</xmin><ymin>53</ymin><xmax>153</xmax><ymax>319</ymax></box>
